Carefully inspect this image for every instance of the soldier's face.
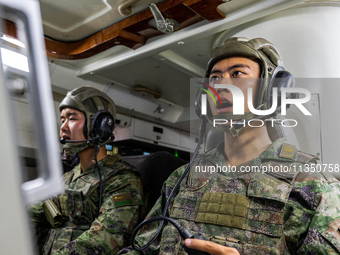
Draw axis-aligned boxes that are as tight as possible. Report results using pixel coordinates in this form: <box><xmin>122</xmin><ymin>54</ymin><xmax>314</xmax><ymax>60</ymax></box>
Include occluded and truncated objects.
<box><xmin>60</xmin><ymin>108</ymin><xmax>86</xmax><ymax>142</ymax></box>
<box><xmin>208</xmin><ymin>57</ymin><xmax>261</xmax><ymax>116</ymax></box>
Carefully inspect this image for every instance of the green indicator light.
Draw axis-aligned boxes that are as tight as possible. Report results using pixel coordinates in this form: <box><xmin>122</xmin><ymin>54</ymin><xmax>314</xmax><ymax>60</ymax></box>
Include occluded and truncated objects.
<box><xmin>174</xmin><ymin>150</ymin><xmax>179</xmax><ymax>157</ymax></box>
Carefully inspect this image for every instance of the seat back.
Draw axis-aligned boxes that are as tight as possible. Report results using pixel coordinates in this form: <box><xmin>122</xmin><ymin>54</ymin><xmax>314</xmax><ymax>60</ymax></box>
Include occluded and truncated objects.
<box><xmin>122</xmin><ymin>151</ymin><xmax>187</xmax><ymax>214</ymax></box>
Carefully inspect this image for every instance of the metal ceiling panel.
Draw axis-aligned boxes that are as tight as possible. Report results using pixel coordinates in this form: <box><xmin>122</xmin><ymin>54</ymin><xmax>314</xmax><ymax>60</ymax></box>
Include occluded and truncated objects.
<box><xmin>40</xmin><ymin>0</ymin><xmax>163</xmax><ymax>41</ymax></box>
<box><xmin>95</xmin><ymin>56</ymin><xmax>191</xmax><ymax>107</ymax></box>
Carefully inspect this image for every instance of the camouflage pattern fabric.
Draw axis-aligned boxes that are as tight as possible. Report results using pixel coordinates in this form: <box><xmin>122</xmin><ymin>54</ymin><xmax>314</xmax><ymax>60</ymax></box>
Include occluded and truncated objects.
<box><xmin>29</xmin><ymin>154</ymin><xmax>145</xmax><ymax>255</ymax></box>
<box><xmin>119</xmin><ymin>138</ymin><xmax>340</xmax><ymax>255</ymax></box>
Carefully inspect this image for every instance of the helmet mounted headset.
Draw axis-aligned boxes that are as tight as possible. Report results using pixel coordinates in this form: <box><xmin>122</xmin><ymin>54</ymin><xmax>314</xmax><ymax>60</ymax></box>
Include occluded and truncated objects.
<box><xmin>59</xmin><ymin>86</ymin><xmax>116</xmax><ymax>155</ymax></box>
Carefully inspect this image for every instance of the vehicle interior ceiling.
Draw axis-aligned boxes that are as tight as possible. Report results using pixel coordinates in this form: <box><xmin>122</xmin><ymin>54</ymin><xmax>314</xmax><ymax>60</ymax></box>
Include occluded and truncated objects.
<box><xmin>3</xmin><ymin>0</ymin><xmax>323</xmax><ymax>162</ymax></box>
<box><xmin>1</xmin><ymin>2</ymin><xmax>339</xmax><ymax>254</ymax></box>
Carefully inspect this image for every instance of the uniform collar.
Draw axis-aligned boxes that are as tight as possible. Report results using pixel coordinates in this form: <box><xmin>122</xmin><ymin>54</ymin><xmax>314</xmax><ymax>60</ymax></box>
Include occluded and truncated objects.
<box><xmin>72</xmin><ymin>154</ymin><xmax>122</xmax><ymax>181</ymax></box>
<box><xmin>254</xmin><ymin>138</ymin><xmax>297</xmax><ymax>163</ymax></box>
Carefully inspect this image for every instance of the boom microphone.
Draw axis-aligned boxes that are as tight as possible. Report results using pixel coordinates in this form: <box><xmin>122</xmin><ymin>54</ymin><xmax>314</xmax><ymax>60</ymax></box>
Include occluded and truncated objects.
<box><xmin>60</xmin><ymin>136</ymin><xmax>99</xmax><ymax>144</ymax></box>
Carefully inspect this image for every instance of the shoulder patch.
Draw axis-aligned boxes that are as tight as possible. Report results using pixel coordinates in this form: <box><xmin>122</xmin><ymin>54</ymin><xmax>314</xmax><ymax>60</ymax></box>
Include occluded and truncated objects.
<box><xmin>113</xmin><ymin>192</ymin><xmax>133</xmax><ymax>207</ymax></box>
<box><xmin>105</xmin><ymin>158</ymin><xmax>116</xmax><ymax>165</ymax></box>
<box><xmin>104</xmin><ymin>154</ymin><xmax>121</xmax><ymax>166</ymax></box>
<box><xmin>279</xmin><ymin>143</ymin><xmax>295</xmax><ymax>159</ymax></box>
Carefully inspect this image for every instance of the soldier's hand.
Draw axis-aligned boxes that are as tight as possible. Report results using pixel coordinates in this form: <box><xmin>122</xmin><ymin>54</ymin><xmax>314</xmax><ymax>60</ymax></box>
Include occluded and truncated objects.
<box><xmin>184</xmin><ymin>239</ymin><xmax>240</xmax><ymax>255</ymax></box>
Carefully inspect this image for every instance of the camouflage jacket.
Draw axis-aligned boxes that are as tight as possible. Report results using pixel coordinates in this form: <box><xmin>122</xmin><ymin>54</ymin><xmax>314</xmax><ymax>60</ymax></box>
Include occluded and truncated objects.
<box><xmin>30</xmin><ymin>154</ymin><xmax>145</xmax><ymax>255</ymax></box>
<box><xmin>119</xmin><ymin>138</ymin><xmax>340</xmax><ymax>255</ymax></box>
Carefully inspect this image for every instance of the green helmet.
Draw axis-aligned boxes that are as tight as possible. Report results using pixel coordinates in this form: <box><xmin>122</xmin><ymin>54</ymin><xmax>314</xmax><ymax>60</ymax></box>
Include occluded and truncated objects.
<box><xmin>206</xmin><ymin>37</ymin><xmax>284</xmax><ymax>110</ymax></box>
<box><xmin>59</xmin><ymin>86</ymin><xmax>116</xmax><ymax>153</ymax></box>
<box><xmin>202</xmin><ymin>37</ymin><xmax>287</xmax><ymax>136</ymax></box>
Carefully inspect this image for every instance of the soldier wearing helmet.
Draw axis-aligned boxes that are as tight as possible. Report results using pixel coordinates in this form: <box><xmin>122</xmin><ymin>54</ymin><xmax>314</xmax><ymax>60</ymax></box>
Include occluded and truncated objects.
<box><xmin>30</xmin><ymin>86</ymin><xmax>145</xmax><ymax>255</ymax></box>
<box><xmin>119</xmin><ymin>38</ymin><xmax>340</xmax><ymax>255</ymax></box>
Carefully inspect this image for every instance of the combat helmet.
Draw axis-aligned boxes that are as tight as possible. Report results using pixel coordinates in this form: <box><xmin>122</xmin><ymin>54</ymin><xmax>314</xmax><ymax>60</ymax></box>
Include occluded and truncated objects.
<box><xmin>59</xmin><ymin>86</ymin><xmax>116</xmax><ymax>154</ymax></box>
<box><xmin>200</xmin><ymin>37</ymin><xmax>294</xmax><ymax>136</ymax></box>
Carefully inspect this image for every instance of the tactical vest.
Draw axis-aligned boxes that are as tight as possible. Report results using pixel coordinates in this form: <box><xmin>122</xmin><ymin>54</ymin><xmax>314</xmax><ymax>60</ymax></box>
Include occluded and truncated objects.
<box><xmin>41</xmin><ymin>157</ymin><xmax>136</xmax><ymax>255</ymax></box>
<box><xmin>159</xmin><ymin>143</ymin><xmax>318</xmax><ymax>255</ymax></box>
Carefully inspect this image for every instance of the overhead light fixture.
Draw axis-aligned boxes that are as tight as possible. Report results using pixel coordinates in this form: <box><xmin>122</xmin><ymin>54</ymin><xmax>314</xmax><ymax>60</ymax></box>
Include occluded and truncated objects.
<box><xmin>133</xmin><ymin>84</ymin><xmax>161</xmax><ymax>99</ymax></box>
<box><xmin>154</xmin><ymin>104</ymin><xmax>165</xmax><ymax>114</ymax></box>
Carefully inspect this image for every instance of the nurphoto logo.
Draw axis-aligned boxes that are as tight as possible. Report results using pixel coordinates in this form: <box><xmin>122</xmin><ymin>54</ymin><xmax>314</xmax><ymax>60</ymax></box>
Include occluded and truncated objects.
<box><xmin>198</xmin><ymin>82</ymin><xmax>312</xmax><ymax>128</ymax></box>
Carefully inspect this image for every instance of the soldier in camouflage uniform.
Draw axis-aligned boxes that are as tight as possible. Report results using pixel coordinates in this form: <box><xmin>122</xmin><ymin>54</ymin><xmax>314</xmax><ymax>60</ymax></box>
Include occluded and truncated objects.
<box><xmin>119</xmin><ymin>38</ymin><xmax>340</xmax><ymax>255</ymax></box>
<box><xmin>30</xmin><ymin>86</ymin><xmax>145</xmax><ymax>255</ymax></box>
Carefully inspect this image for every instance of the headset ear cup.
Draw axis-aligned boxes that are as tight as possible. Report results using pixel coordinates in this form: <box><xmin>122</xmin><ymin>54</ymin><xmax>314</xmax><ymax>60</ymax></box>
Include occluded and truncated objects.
<box><xmin>90</xmin><ymin>110</ymin><xmax>115</xmax><ymax>144</ymax></box>
<box><xmin>267</xmin><ymin>66</ymin><xmax>295</xmax><ymax>109</ymax></box>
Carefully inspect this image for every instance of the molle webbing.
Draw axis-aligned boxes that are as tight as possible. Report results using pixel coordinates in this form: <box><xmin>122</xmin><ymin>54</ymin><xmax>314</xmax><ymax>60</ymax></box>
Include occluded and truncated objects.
<box><xmin>195</xmin><ymin>193</ymin><xmax>285</xmax><ymax>236</ymax></box>
<box><xmin>171</xmin><ymin>192</ymin><xmax>286</xmax><ymax>237</ymax></box>
<box><xmin>196</xmin><ymin>193</ymin><xmax>249</xmax><ymax>229</ymax></box>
